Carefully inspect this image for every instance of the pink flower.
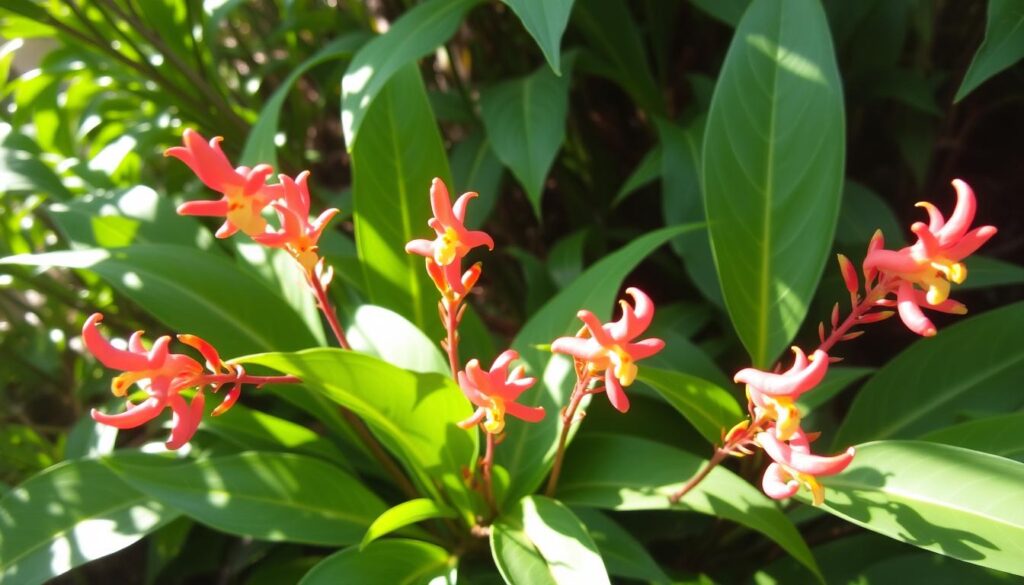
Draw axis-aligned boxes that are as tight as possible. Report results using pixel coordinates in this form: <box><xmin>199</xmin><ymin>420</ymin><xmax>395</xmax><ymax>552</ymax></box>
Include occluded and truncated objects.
<box><xmin>757</xmin><ymin>429</ymin><xmax>855</xmax><ymax>506</ymax></box>
<box><xmin>734</xmin><ymin>347</ymin><xmax>828</xmax><ymax>440</ymax></box>
<box><xmin>551</xmin><ymin>288</ymin><xmax>665</xmax><ymax>413</ymax></box>
<box><xmin>405</xmin><ymin>178</ymin><xmax>494</xmax><ymax>295</ymax></box>
<box><xmin>863</xmin><ymin>179</ymin><xmax>996</xmax><ymax>336</ymax></box>
<box><xmin>83</xmin><ymin>313</ymin><xmax>233</xmax><ymax>449</ymax></box>
<box><xmin>252</xmin><ymin>171</ymin><xmax>340</xmax><ymax>274</ymax></box>
<box><xmin>166</xmin><ymin>129</ymin><xmax>276</xmax><ymax>238</ymax></box>
<box><xmin>456</xmin><ymin>350</ymin><xmax>545</xmax><ymax>434</ymax></box>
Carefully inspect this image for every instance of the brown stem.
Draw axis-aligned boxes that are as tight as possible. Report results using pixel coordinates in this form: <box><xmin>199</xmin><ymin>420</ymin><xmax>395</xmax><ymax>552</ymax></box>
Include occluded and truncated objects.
<box><xmin>199</xmin><ymin>373</ymin><xmax>301</xmax><ymax>386</ymax></box>
<box><xmin>309</xmin><ymin>274</ymin><xmax>351</xmax><ymax>350</ymax></box>
<box><xmin>481</xmin><ymin>431</ymin><xmax>497</xmax><ymax>518</ymax></box>
<box><xmin>818</xmin><ymin>277</ymin><xmax>896</xmax><ymax>354</ymax></box>
<box><xmin>668</xmin><ymin>447</ymin><xmax>729</xmax><ymax>504</ymax></box>
<box><xmin>340</xmin><ymin>408</ymin><xmax>421</xmax><ymax>501</ymax></box>
<box><xmin>544</xmin><ymin>373</ymin><xmax>592</xmax><ymax>497</ymax></box>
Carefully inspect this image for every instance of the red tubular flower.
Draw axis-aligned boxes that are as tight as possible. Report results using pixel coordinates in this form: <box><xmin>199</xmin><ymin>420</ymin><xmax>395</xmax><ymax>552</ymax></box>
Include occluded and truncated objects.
<box><xmin>551</xmin><ymin>288</ymin><xmax>665</xmax><ymax>413</ymax></box>
<box><xmin>456</xmin><ymin>350</ymin><xmax>545</xmax><ymax>434</ymax></box>
<box><xmin>84</xmin><ymin>313</ymin><xmax>233</xmax><ymax>449</ymax></box>
<box><xmin>734</xmin><ymin>347</ymin><xmax>828</xmax><ymax>441</ymax></box>
<box><xmin>757</xmin><ymin>429</ymin><xmax>855</xmax><ymax>505</ymax></box>
<box><xmin>252</xmin><ymin>171</ymin><xmax>340</xmax><ymax>274</ymax></box>
<box><xmin>166</xmin><ymin>129</ymin><xmax>276</xmax><ymax>238</ymax></box>
<box><xmin>863</xmin><ymin>179</ymin><xmax>996</xmax><ymax>336</ymax></box>
<box><xmin>405</xmin><ymin>178</ymin><xmax>494</xmax><ymax>295</ymax></box>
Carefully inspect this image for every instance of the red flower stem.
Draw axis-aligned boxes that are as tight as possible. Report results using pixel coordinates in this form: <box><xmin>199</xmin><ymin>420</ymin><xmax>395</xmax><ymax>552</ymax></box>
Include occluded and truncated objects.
<box><xmin>309</xmin><ymin>274</ymin><xmax>351</xmax><ymax>350</ymax></box>
<box><xmin>544</xmin><ymin>372</ymin><xmax>593</xmax><ymax>497</ymax></box>
<box><xmin>668</xmin><ymin>447</ymin><xmax>730</xmax><ymax>505</ymax></box>
<box><xmin>481</xmin><ymin>431</ymin><xmax>498</xmax><ymax>518</ymax></box>
<box><xmin>818</xmin><ymin>277</ymin><xmax>895</xmax><ymax>354</ymax></box>
<box><xmin>444</xmin><ymin>298</ymin><xmax>461</xmax><ymax>379</ymax></box>
<box><xmin>199</xmin><ymin>373</ymin><xmax>301</xmax><ymax>386</ymax></box>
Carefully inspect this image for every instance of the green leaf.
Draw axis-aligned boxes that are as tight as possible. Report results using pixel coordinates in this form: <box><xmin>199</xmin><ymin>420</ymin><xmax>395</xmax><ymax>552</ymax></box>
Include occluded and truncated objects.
<box><xmin>612</xmin><ymin>145</ymin><xmax>661</xmax><ymax>207</ymax></box>
<box><xmin>235</xmin><ymin>349</ymin><xmax>478</xmax><ymax>520</ymax></box>
<box><xmin>341</xmin><ymin>0</ymin><xmax>480</xmax><ymax>145</ymax></box>
<box><xmin>351</xmin><ymin>65</ymin><xmax>451</xmax><ymax>341</ymax></box>
<box><xmin>571</xmin><ymin>508</ymin><xmax>671</xmax><ymax>584</ymax></box>
<box><xmin>636</xmin><ymin>367</ymin><xmax>744</xmax><ymax>445</ymax></box>
<box><xmin>834</xmin><ymin>302</ymin><xmax>1024</xmax><ymax>447</ymax></box>
<box><xmin>689</xmin><ymin>0</ymin><xmax>751</xmax><ymax>27</ymax></box>
<box><xmin>360</xmin><ymin>498</ymin><xmax>455</xmax><ymax>549</ymax></box>
<box><xmin>0</xmin><ymin>245</ymin><xmax>319</xmax><ymax>357</ymax></box>
<box><xmin>242</xmin><ymin>33</ymin><xmax>368</xmax><ymax>168</ymax></box>
<box><xmin>919</xmin><ymin>413</ymin><xmax>1024</xmax><ymax>459</ymax></box>
<box><xmin>835</xmin><ymin>181</ymin><xmax>904</xmax><ymax>247</ymax></box>
<box><xmin>498</xmin><ymin>224</ymin><xmax>700</xmax><ymax>501</ymax></box>
<box><xmin>547</xmin><ymin>230</ymin><xmax>586</xmax><ymax>289</ymax></box>
<box><xmin>105</xmin><ymin>452</ymin><xmax>385</xmax><ymax>546</ymax></box>
<box><xmin>346</xmin><ymin>304</ymin><xmax>449</xmax><ymax>375</ymax></box>
<box><xmin>492</xmin><ymin>495</ymin><xmax>610</xmax><ymax>585</ymax></box>
<box><xmin>814</xmin><ymin>440</ymin><xmax>1024</xmax><ymax>577</ymax></box>
<box><xmin>642</xmin><ymin>327</ymin><xmax>731</xmax><ymax>389</ymax></box>
<box><xmin>500</xmin><ymin>0</ymin><xmax>575</xmax><ymax>74</ymax></box>
<box><xmin>64</xmin><ymin>415</ymin><xmax>118</xmax><ymax>460</ymax></box>
<box><xmin>574</xmin><ymin>0</ymin><xmax>662</xmax><ymax>112</ymax></box>
<box><xmin>481</xmin><ymin>58</ymin><xmax>573</xmax><ymax>217</ymax></box>
<box><xmin>0</xmin><ymin>459</ymin><xmax>178</xmax><ymax>584</ymax></box>
<box><xmin>300</xmin><ymin>539</ymin><xmax>454</xmax><ymax>585</ymax></box>
<box><xmin>958</xmin><ymin>256</ymin><xmax>1024</xmax><ymax>290</ymax></box>
<box><xmin>557</xmin><ymin>434</ymin><xmax>821</xmax><ymax>580</ymax></box>
<box><xmin>795</xmin><ymin>366</ymin><xmax>874</xmax><ymax>415</ymax></box>
<box><xmin>450</xmin><ymin>131</ymin><xmax>504</xmax><ymax>230</ymax></box>
<box><xmin>703</xmin><ymin>0</ymin><xmax>846</xmax><ymax>366</ymax></box>
<box><xmin>755</xmin><ymin>532</ymin><xmax>909</xmax><ymax>585</ymax></box>
<box><xmin>955</xmin><ymin>0</ymin><xmax>1024</xmax><ymax>102</ymax></box>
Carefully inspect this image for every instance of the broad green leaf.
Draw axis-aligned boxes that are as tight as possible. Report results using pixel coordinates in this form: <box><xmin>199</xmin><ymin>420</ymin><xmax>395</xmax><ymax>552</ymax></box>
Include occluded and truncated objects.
<box><xmin>703</xmin><ymin>0</ymin><xmax>845</xmax><ymax>367</ymax></box>
<box><xmin>105</xmin><ymin>452</ymin><xmax>384</xmax><ymax>546</ymax></box>
<box><xmin>642</xmin><ymin>327</ymin><xmax>731</xmax><ymax>389</ymax></box>
<box><xmin>242</xmin><ymin>33</ymin><xmax>368</xmax><ymax>168</ymax></box>
<box><xmin>0</xmin><ymin>245</ymin><xmax>318</xmax><ymax>357</ymax></box>
<box><xmin>492</xmin><ymin>496</ymin><xmax>610</xmax><ymax>585</ymax></box>
<box><xmin>959</xmin><ymin>256</ymin><xmax>1024</xmax><ymax>290</ymax></box>
<box><xmin>498</xmin><ymin>224</ymin><xmax>699</xmax><ymax>501</ymax></box>
<box><xmin>450</xmin><ymin>131</ymin><xmax>503</xmax><ymax>229</ymax></box>
<box><xmin>612</xmin><ymin>145</ymin><xmax>661</xmax><ymax>207</ymax></box>
<box><xmin>557</xmin><ymin>434</ymin><xmax>821</xmax><ymax>580</ymax></box>
<box><xmin>920</xmin><ymin>413</ymin><xmax>1024</xmax><ymax>459</ymax></box>
<box><xmin>0</xmin><ymin>459</ymin><xmax>178</xmax><ymax>584</ymax></box>
<box><xmin>346</xmin><ymin>304</ymin><xmax>449</xmax><ymax>375</ymax></box>
<box><xmin>572</xmin><ymin>508</ymin><xmax>671</xmax><ymax>584</ymax></box>
<box><xmin>236</xmin><ymin>350</ymin><xmax>478</xmax><ymax>521</ymax></box>
<box><xmin>547</xmin><ymin>230</ymin><xmax>586</xmax><ymax>289</ymax></box>
<box><xmin>574</xmin><ymin>0</ymin><xmax>662</xmax><ymax>112</ymax></box>
<box><xmin>855</xmin><ymin>552</ymin><xmax>1016</xmax><ymax>585</ymax></box>
<box><xmin>481</xmin><ymin>58</ymin><xmax>573</xmax><ymax>217</ymax></box>
<box><xmin>47</xmin><ymin>186</ymin><xmax>215</xmax><ymax>250</ymax></box>
<box><xmin>500</xmin><ymin>0</ymin><xmax>574</xmax><ymax>74</ymax></box>
<box><xmin>835</xmin><ymin>181</ymin><xmax>904</xmax><ymax>247</ymax></box>
<box><xmin>64</xmin><ymin>415</ymin><xmax>118</xmax><ymax>460</ymax></box>
<box><xmin>351</xmin><ymin>65</ymin><xmax>451</xmax><ymax>341</ymax></box>
<box><xmin>834</xmin><ymin>302</ymin><xmax>1024</xmax><ymax>447</ymax></box>
<box><xmin>955</xmin><ymin>0</ymin><xmax>1024</xmax><ymax>102</ymax></box>
<box><xmin>637</xmin><ymin>367</ymin><xmax>744</xmax><ymax>445</ymax></box>
<box><xmin>300</xmin><ymin>539</ymin><xmax>454</xmax><ymax>585</ymax></box>
<box><xmin>689</xmin><ymin>0</ymin><xmax>751</xmax><ymax>27</ymax></box>
<box><xmin>341</xmin><ymin>0</ymin><xmax>480</xmax><ymax>145</ymax></box>
<box><xmin>360</xmin><ymin>498</ymin><xmax>455</xmax><ymax>549</ymax></box>
<box><xmin>795</xmin><ymin>366</ymin><xmax>874</xmax><ymax>415</ymax></box>
<box><xmin>814</xmin><ymin>441</ymin><xmax>1024</xmax><ymax>577</ymax></box>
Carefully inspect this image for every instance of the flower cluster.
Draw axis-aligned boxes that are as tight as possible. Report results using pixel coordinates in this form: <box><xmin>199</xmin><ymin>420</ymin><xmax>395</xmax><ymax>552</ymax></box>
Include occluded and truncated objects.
<box><xmin>84</xmin><ymin>313</ymin><xmax>236</xmax><ymax>449</ymax></box>
<box><xmin>457</xmin><ymin>350</ymin><xmax>544</xmax><ymax>434</ymax></box>
<box><xmin>734</xmin><ymin>348</ymin><xmax>854</xmax><ymax>505</ymax></box>
<box><xmin>168</xmin><ymin>129</ymin><xmax>339</xmax><ymax>278</ymax></box>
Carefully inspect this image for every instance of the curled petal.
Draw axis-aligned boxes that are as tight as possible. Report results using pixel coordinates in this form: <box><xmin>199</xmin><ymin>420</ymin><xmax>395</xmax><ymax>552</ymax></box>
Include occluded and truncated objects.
<box><xmin>945</xmin><ymin>225</ymin><xmax>997</xmax><ymax>261</ymax></box>
<box><xmin>897</xmin><ymin>281</ymin><xmax>937</xmax><ymax>337</ymax></box>
<box><xmin>936</xmin><ymin>179</ymin><xmax>976</xmax><ymax>247</ymax></box>
<box><xmin>212</xmin><ymin>383</ymin><xmax>242</xmax><ymax>416</ymax></box>
<box><xmin>604</xmin><ymin>368</ymin><xmax>630</xmax><ymax>413</ymax></box>
<box><xmin>177</xmin><ymin>199</ymin><xmax>229</xmax><ymax>217</ymax></box>
<box><xmin>405</xmin><ymin>239</ymin><xmax>436</xmax><ymax>258</ymax></box>
<box><xmin>576</xmin><ymin>310</ymin><xmax>616</xmax><ymax>347</ymax></box>
<box><xmin>166</xmin><ymin>392</ymin><xmax>205</xmax><ymax>450</ymax></box>
<box><xmin>759</xmin><ymin>432</ymin><xmax>855</xmax><ymax>476</ymax></box>
<box><xmin>505</xmin><ymin>401</ymin><xmax>546</xmax><ymax>423</ymax></box>
<box><xmin>165</xmin><ymin>130</ymin><xmax>238</xmax><ymax>192</ymax></box>
<box><xmin>457</xmin><ymin>368</ymin><xmax>489</xmax><ymax>408</ymax></box>
<box><xmin>178</xmin><ymin>334</ymin><xmax>223</xmax><ymax>371</ymax></box>
<box><xmin>733</xmin><ymin>348</ymin><xmax>828</xmax><ymax>398</ymax></box>
<box><xmin>91</xmin><ymin>397</ymin><xmax>165</xmax><ymax>429</ymax></box>
<box><xmin>762</xmin><ymin>463</ymin><xmax>800</xmax><ymax>500</ymax></box>
<box><xmin>910</xmin><ymin>289</ymin><xmax>967</xmax><ymax>315</ymax></box>
<box><xmin>429</xmin><ymin>178</ymin><xmax>455</xmax><ymax>226</ymax></box>
<box><xmin>128</xmin><ymin>330</ymin><xmax>147</xmax><ymax>354</ymax></box>
<box><xmin>83</xmin><ymin>313</ymin><xmax>153</xmax><ymax>371</ymax></box>
<box><xmin>551</xmin><ymin>336</ymin><xmax>604</xmax><ymax>361</ymax></box>
<box><xmin>915</xmin><ymin>201</ymin><xmax>946</xmax><ymax>233</ymax></box>
<box><xmin>460</xmin><ymin>229</ymin><xmax>495</xmax><ymax>252</ymax></box>
<box><xmin>242</xmin><ymin>164</ymin><xmax>274</xmax><ymax>196</ymax></box>
<box><xmin>624</xmin><ymin>287</ymin><xmax>655</xmax><ymax>334</ymax></box>
<box><xmin>452</xmin><ymin>191</ymin><xmax>478</xmax><ymax>223</ymax></box>
<box><xmin>910</xmin><ymin>222</ymin><xmax>941</xmax><ymax>259</ymax></box>
<box><xmin>457</xmin><ymin>407</ymin><xmax>487</xmax><ymax>429</ymax></box>
<box><xmin>492</xmin><ymin>350</ymin><xmax>519</xmax><ymax>373</ymax></box>
<box><xmin>624</xmin><ymin>338</ymin><xmax>665</xmax><ymax>361</ymax></box>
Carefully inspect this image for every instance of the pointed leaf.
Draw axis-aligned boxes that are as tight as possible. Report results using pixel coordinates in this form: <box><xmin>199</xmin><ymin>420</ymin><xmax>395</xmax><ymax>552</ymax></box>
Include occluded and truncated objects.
<box><xmin>500</xmin><ymin>0</ymin><xmax>575</xmax><ymax>74</ymax></box>
<box><xmin>955</xmin><ymin>0</ymin><xmax>1024</xmax><ymax>102</ymax></box>
<box><xmin>361</xmin><ymin>499</ymin><xmax>455</xmax><ymax>549</ymax></box>
<box><xmin>347</xmin><ymin>304</ymin><xmax>449</xmax><ymax>375</ymax></box>
<box><xmin>300</xmin><ymin>539</ymin><xmax>455</xmax><ymax>585</ymax></box>
<box><xmin>920</xmin><ymin>413</ymin><xmax>1024</xmax><ymax>459</ymax></box>
<box><xmin>637</xmin><ymin>367</ymin><xmax>744</xmax><ymax>444</ymax></box>
<box><xmin>703</xmin><ymin>0</ymin><xmax>846</xmax><ymax>366</ymax></box>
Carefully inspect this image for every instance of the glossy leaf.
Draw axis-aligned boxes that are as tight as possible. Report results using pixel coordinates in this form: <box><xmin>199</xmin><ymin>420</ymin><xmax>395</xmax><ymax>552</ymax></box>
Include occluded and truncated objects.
<box><xmin>500</xmin><ymin>0</ymin><xmax>574</xmax><ymax>74</ymax></box>
<box><xmin>351</xmin><ymin>65</ymin><xmax>451</xmax><ymax>341</ymax></box>
<box><xmin>236</xmin><ymin>349</ymin><xmax>478</xmax><ymax>519</ymax></box>
<box><xmin>814</xmin><ymin>441</ymin><xmax>1024</xmax><ymax>577</ymax></box>
<box><xmin>105</xmin><ymin>452</ymin><xmax>384</xmax><ymax>546</ymax></box>
<box><xmin>0</xmin><ymin>459</ymin><xmax>177</xmax><ymax>584</ymax></box>
<box><xmin>242</xmin><ymin>33</ymin><xmax>368</xmax><ymax>168</ymax></box>
<box><xmin>481</xmin><ymin>58</ymin><xmax>573</xmax><ymax>217</ymax></box>
<box><xmin>703</xmin><ymin>0</ymin><xmax>846</xmax><ymax>367</ymax></box>
<box><xmin>361</xmin><ymin>499</ymin><xmax>455</xmax><ymax>549</ymax></box>
<box><xmin>637</xmin><ymin>367</ymin><xmax>744</xmax><ymax>445</ymax></box>
<box><xmin>955</xmin><ymin>0</ymin><xmax>1024</xmax><ymax>102</ymax></box>
<box><xmin>346</xmin><ymin>304</ymin><xmax>449</xmax><ymax>375</ymax></box>
<box><xmin>572</xmin><ymin>508</ymin><xmax>671</xmax><ymax>584</ymax></box>
<box><xmin>834</xmin><ymin>302</ymin><xmax>1024</xmax><ymax>447</ymax></box>
<box><xmin>0</xmin><ymin>245</ymin><xmax>319</xmax><ymax>357</ymax></box>
<box><xmin>557</xmin><ymin>434</ymin><xmax>821</xmax><ymax>579</ymax></box>
<box><xmin>341</xmin><ymin>0</ymin><xmax>480</xmax><ymax>145</ymax></box>
<box><xmin>498</xmin><ymin>224</ymin><xmax>699</xmax><ymax>501</ymax></box>
<box><xmin>919</xmin><ymin>413</ymin><xmax>1024</xmax><ymax>459</ymax></box>
<box><xmin>300</xmin><ymin>539</ymin><xmax>454</xmax><ymax>585</ymax></box>
<box><xmin>492</xmin><ymin>495</ymin><xmax>610</xmax><ymax>585</ymax></box>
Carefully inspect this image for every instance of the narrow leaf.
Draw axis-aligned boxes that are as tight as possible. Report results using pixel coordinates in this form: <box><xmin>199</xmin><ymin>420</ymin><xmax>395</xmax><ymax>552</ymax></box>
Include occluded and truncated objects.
<box><xmin>361</xmin><ymin>499</ymin><xmax>455</xmax><ymax>549</ymax></box>
<box><xmin>500</xmin><ymin>0</ymin><xmax>575</xmax><ymax>74</ymax></box>
<box><xmin>919</xmin><ymin>413</ymin><xmax>1024</xmax><ymax>459</ymax></box>
<box><xmin>637</xmin><ymin>367</ymin><xmax>745</xmax><ymax>444</ymax></box>
<box><xmin>572</xmin><ymin>508</ymin><xmax>671</xmax><ymax>584</ymax></box>
<box><xmin>955</xmin><ymin>0</ymin><xmax>1024</xmax><ymax>102</ymax></box>
<box><xmin>300</xmin><ymin>539</ymin><xmax>454</xmax><ymax>585</ymax></box>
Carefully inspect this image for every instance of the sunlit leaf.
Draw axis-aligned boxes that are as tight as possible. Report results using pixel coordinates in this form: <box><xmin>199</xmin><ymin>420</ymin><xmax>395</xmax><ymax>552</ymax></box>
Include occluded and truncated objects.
<box><xmin>300</xmin><ymin>539</ymin><xmax>454</xmax><ymax>585</ymax></box>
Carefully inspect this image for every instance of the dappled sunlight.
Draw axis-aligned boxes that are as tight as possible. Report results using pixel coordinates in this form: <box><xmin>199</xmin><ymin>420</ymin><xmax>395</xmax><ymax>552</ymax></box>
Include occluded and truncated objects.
<box><xmin>745</xmin><ymin>34</ymin><xmax>827</xmax><ymax>85</ymax></box>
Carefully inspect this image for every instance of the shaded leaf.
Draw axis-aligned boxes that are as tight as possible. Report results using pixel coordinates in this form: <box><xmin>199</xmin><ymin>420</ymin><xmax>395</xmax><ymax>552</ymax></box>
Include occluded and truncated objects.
<box><xmin>300</xmin><ymin>539</ymin><xmax>454</xmax><ymax>585</ymax></box>
<box><xmin>637</xmin><ymin>367</ymin><xmax>744</xmax><ymax>445</ymax></box>
<box><xmin>500</xmin><ymin>0</ymin><xmax>575</xmax><ymax>74</ymax></box>
<box><xmin>919</xmin><ymin>413</ymin><xmax>1024</xmax><ymax>459</ymax></box>
<box><xmin>361</xmin><ymin>498</ymin><xmax>455</xmax><ymax>549</ymax></box>
<box><xmin>955</xmin><ymin>0</ymin><xmax>1024</xmax><ymax>102</ymax></box>
<box><xmin>572</xmin><ymin>508</ymin><xmax>671</xmax><ymax>584</ymax></box>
